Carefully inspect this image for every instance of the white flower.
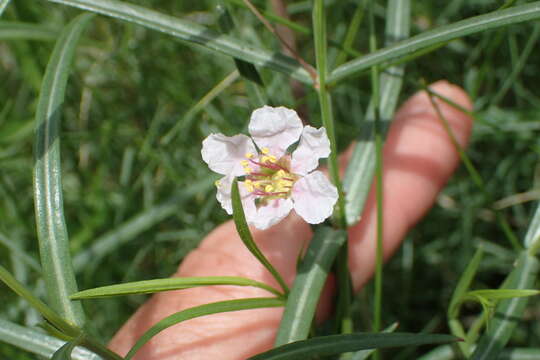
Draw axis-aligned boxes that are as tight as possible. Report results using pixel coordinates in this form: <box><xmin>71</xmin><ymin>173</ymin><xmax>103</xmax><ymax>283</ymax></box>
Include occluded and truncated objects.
<box><xmin>201</xmin><ymin>105</ymin><xmax>338</xmax><ymax>230</ymax></box>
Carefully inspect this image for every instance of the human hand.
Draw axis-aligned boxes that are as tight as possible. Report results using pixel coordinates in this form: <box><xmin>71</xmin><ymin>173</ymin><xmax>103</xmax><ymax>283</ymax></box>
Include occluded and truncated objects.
<box><xmin>108</xmin><ymin>80</ymin><xmax>473</xmax><ymax>359</ymax></box>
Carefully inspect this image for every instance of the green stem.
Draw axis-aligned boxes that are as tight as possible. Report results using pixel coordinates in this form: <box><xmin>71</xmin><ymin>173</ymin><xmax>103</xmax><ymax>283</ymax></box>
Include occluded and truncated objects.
<box><xmin>313</xmin><ymin>0</ymin><xmax>352</xmax><ymax>338</ymax></box>
<box><xmin>370</xmin><ymin>2</ymin><xmax>384</xmax><ymax>359</ymax></box>
<box><xmin>312</xmin><ymin>0</ymin><xmax>345</xmax><ymax>229</ymax></box>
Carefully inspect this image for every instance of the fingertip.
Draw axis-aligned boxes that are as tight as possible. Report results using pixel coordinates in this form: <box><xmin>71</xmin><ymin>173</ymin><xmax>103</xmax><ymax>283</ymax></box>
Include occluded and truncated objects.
<box><xmin>348</xmin><ymin>81</ymin><xmax>473</xmax><ymax>290</ymax></box>
<box><xmin>396</xmin><ymin>80</ymin><xmax>473</xmax><ymax>147</ymax></box>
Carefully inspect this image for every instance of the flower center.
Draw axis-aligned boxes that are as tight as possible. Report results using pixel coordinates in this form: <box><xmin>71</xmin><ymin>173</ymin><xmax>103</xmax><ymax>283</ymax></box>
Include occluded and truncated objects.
<box><xmin>241</xmin><ymin>148</ymin><xmax>297</xmax><ymax>201</ymax></box>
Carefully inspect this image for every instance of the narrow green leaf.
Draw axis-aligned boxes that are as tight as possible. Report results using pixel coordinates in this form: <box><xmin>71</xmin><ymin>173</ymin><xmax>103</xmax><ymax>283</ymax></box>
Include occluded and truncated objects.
<box><xmin>275</xmin><ymin>227</ymin><xmax>347</xmax><ymax>345</ymax></box>
<box><xmin>447</xmin><ymin>247</ymin><xmax>484</xmax><ymax>357</ymax></box>
<box><xmin>0</xmin><ymin>0</ymin><xmax>10</xmax><ymax>17</ymax></box>
<box><xmin>350</xmin><ymin>323</ymin><xmax>399</xmax><ymax>360</ymax></box>
<box><xmin>125</xmin><ymin>297</ymin><xmax>284</xmax><ymax>360</ymax></box>
<box><xmin>231</xmin><ymin>178</ymin><xmax>289</xmax><ymax>294</ymax></box>
<box><xmin>343</xmin><ymin>0</ymin><xmax>410</xmax><ymax>226</ymax></box>
<box><xmin>214</xmin><ymin>3</ymin><xmax>266</xmax><ymax>108</ymax></box>
<box><xmin>465</xmin><ymin>289</ymin><xmax>540</xmax><ymax>301</ymax></box>
<box><xmin>329</xmin><ymin>2</ymin><xmax>540</xmax><ymax>84</ymax></box>
<box><xmin>71</xmin><ymin>276</ymin><xmax>282</xmax><ymax>299</ymax></box>
<box><xmin>0</xmin><ymin>21</ymin><xmax>58</xmax><ymax>40</ymax></box>
<box><xmin>51</xmin><ymin>336</ymin><xmax>80</xmax><ymax>360</ymax></box>
<box><xmin>448</xmin><ymin>247</ymin><xmax>484</xmax><ymax>319</ymax></box>
<box><xmin>0</xmin><ymin>318</ymin><xmax>101</xmax><ymax>360</ymax></box>
<box><xmin>46</xmin><ymin>0</ymin><xmax>312</xmax><ymax>84</ymax></box>
<box><xmin>419</xmin><ymin>345</ymin><xmax>540</xmax><ymax>360</ymax></box>
<box><xmin>33</xmin><ymin>13</ymin><xmax>93</xmax><ymax>327</ymax></box>
<box><xmin>250</xmin><ymin>333</ymin><xmax>459</xmax><ymax>360</ymax></box>
<box><xmin>471</xmin><ymin>252</ymin><xmax>540</xmax><ymax>359</ymax></box>
<box><xmin>524</xmin><ymin>203</ymin><xmax>540</xmax><ymax>252</ymax></box>
<box><xmin>216</xmin><ymin>4</ymin><xmax>263</xmax><ymax>86</ymax></box>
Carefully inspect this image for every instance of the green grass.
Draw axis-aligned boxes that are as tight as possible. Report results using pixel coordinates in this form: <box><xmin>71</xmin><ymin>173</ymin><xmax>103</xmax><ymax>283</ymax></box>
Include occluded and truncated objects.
<box><xmin>1</xmin><ymin>0</ymin><xmax>540</xmax><ymax>359</ymax></box>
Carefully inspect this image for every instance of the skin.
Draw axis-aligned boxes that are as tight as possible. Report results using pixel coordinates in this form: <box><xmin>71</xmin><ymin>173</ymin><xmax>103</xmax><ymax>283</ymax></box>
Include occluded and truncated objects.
<box><xmin>109</xmin><ymin>80</ymin><xmax>473</xmax><ymax>359</ymax></box>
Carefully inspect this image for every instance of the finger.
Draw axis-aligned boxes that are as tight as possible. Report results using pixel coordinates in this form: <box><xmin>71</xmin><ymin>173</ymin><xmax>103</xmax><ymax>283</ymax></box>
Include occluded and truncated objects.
<box><xmin>348</xmin><ymin>80</ymin><xmax>473</xmax><ymax>290</ymax></box>
<box><xmin>108</xmin><ymin>81</ymin><xmax>473</xmax><ymax>360</ymax></box>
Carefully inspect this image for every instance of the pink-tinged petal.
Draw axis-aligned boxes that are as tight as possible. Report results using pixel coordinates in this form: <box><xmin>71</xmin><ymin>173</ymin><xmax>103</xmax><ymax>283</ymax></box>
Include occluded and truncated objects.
<box><xmin>215</xmin><ymin>176</ymin><xmax>233</xmax><ymax>214</ymax></box>
<box><xmin>202</xmin><ymin>134</ymin><xmax>256</xmax><ymax>176</ymax></box>
<box><xmin>292</xmin><ymin>171</ymin><xmax>337</xmax><ymax>224</ymax></box>
<box><xmin>291</xmin><ymin>126</ymin><xmax>331</xmax><ymax>175</ymax></box>
<box><xmin>248</xmin><ymin>106</ymin><xmax>303</xmax><ymax>156</ymax></box>
<box><xmin>247</xmin><ymin>199</ymin><xmax>293</xmax><ymax>230</ymax></box>
<box><xmin>216</xmin><ymin>176</ymin><xmax>256</xmax><ymax>216</ymax></box>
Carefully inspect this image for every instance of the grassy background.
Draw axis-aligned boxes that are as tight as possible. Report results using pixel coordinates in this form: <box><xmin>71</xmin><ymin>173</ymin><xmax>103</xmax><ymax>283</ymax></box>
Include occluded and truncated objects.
<box><xmin>1</xmin><ymin>0</ymin><xmax>540</xmax><ymax>358</ymax></box>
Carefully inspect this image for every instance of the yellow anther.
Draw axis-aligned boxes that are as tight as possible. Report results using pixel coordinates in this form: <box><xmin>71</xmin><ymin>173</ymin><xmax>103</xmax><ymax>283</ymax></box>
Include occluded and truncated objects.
<box><xmin>245</xmin><ymin>152</ymin><xmax>255</xmax><ymax>159</ymax></box>
<box><xmin>261</xmin><ymin>156</ymin><xmax>269</xmax><ymax>163</ymax></box>
<box><xmin>214</xmin><ymin>180</ymin><xmax>221</xmax><ymax>187</ymax></box>
<box><xmin>243</xmin><ymin>166</ymin><xmax>252</xmax><ymax>174</ymax></box>
<box><xmin>274</xmin><ymin>170</ymin><xmax>286</xmax><ymax>179</ymax></box>
<box><xmin>244</xmin><ymin>180</ymin><xmax>254</xmax><ymax>192</ymax></box>
<box><xmin>261</xmin><ymin>147</ymin><xmax>270</xmax><ymax>154</ymax></box>
<box><xmin>240</xmin><ymin>160</ymin><xmax>249</xmax><ymax>166</ymax></box>
<box><xmin>265</xmin><ymin>185</ymin><xmax>274</xmax><ymax>192</ymax></box>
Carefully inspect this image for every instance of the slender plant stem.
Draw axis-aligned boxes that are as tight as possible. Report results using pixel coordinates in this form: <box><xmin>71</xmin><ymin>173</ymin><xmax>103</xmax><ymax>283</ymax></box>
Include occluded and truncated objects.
<box><xmin>313</xmin><ymin>0</ymin><xmax>352</xmax><ymax>339</ymax></box>
<box><xmin>369</xmin><ymin>2</ymin><xmax>384</xmax><ymax>358</ymax></box>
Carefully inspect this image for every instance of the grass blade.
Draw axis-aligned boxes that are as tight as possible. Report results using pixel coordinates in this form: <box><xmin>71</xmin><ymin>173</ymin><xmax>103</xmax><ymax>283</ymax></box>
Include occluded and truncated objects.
<box><xmin>0</xmin><ymin>0</ymin><xmax>10</xmax><ymax>17</ymax></box>
<box><xmin>70</xmin><ymin>276</ymin><xmax>283</xmax><ymax>299</ymax></box>
<box><xmin>231</xmin><ymin>178</ymin><xmax>289</xmax><ymax>294</ymax></box>
<box><xmin>0</xmin><ymin>318</ymin><xmax>101</xmax><ymax>360</ymax></box>
<box><xmin>125</xmin><ymin>297</ymin><xmax>284</xmax><ymax>359</ymax></box>
<box><xmin>46</xmin><ymin>0</ymin><xmax>312</xmax><ymax>85</ymax></box>
<box><xmin>250</xmin><ymin>333</ymin><xmax>459</xmax><ymax>360</ymax></box>
<box><xmin>464</xmin><ymin>289</ymin><xmax>540</xmax><ymax>302</ymax></box>
<box><xmin>343</xmin><ymin>0</ymin><xmax>410</xmax><ymax>226</ymax></box>
<box><xmin>524</xmin><ymin>203</ymin><xmax>540</xmax><ymax>252</ymax></box>
<box><xmin>470</xmin><ymin>252</ymin><xmax>540</xmax><ymax>360</ymax></box>
<box><xmin>33</xmin><ymin>13</ymin><xmax>93</xmax><ymax>327</ymax></box>
<box><xmin>329</xmin><ymin>2</ymin><xmax>540</xmax><ymax>84</ymax></box>
<box><xmin>274</xmin><ymin>227</ymin><xmax>346</xmax><ymax>345</ymax></box>
<box><xmin>0</xmin><ymin>21</ymin><xmax>58</xmax><ymax>41</ymax></box>
<box><xmin>447</xmin><ymin>246</ymin><xmax>484</xmax><ymax>356</ymax></box>
<box><xmin>448</xmin><ymin>247</ymin><xmax>484</xmax><ymax>319</ymax></box>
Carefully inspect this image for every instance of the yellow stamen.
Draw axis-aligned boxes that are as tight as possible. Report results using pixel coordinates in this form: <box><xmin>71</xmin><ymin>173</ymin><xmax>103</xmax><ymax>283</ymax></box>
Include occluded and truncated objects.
<box><xmin>268</xmin><ymin>155</ymin><xmax>277</xmax><ymax>163</ymax></box>
<box><xmin>240</xmin><ymin>160</ymin><xmax>249</xmax><ymax>166</ymax></box>
<box><xmin>245</xmin><ymin>152</ymin><xmax>255</xmax><ymax>159</ymax></box>
<box><xmin>214</xmin><ymin>180</ymin><xmax>221</xmax><ymax>187</ymax></box>
<box><xmin>244</xmin><ymin>180</ymin><xmax>254</xmax><ymax>192</ymax></box>
<box><xmin>265</xmin><ymin>185</ymin><xmax>274</xmax><ymax>192</ymax></box>
<box><xmin>243</xmin><ymin>166</ymin><xmax>252</xmax><ymax>174</ymax></box>
<box><xmin>261</xmin><ymin>147</ymin><xmax>270</xmax><ymax>154</ymax></box>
